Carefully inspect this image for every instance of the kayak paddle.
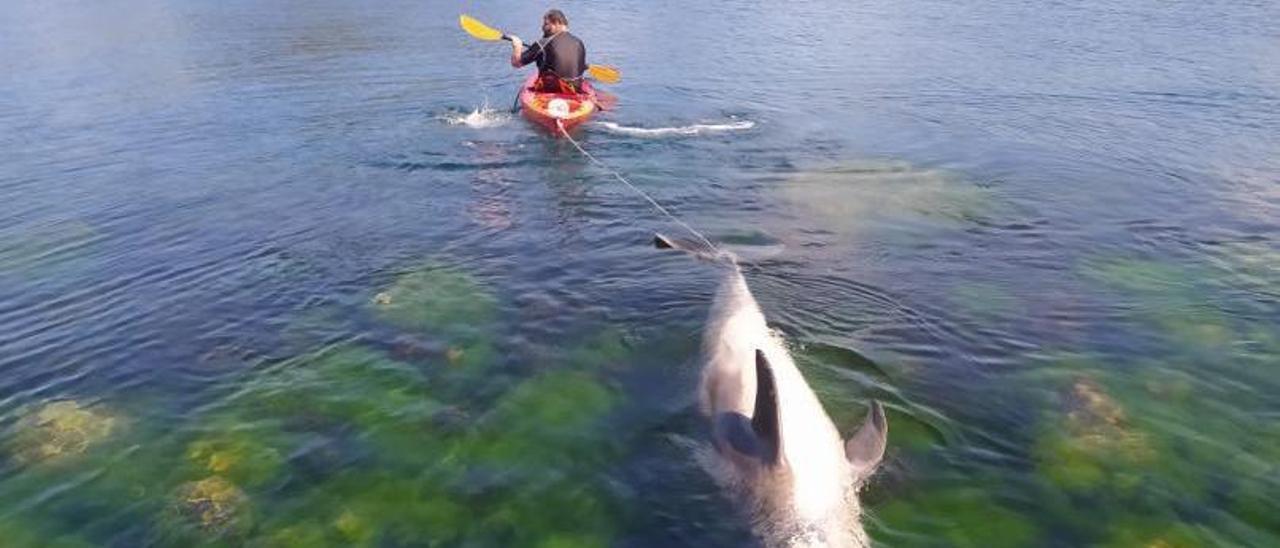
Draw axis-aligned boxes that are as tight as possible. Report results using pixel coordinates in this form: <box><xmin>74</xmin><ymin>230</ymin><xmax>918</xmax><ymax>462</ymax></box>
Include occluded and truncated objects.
<box><xmin>459</xmin><ymin>14</ymin><xmax>507</xmax><ymax>41</ymax></box>
<box><xmin>459</xmin><ymin>14</ymin><xmax>622</xmax><ymax>84</ymax></box>
<box><xmin>586</xmin><ymin>65</ymin><xmax>621</xmax><ymax>84</ymax></box>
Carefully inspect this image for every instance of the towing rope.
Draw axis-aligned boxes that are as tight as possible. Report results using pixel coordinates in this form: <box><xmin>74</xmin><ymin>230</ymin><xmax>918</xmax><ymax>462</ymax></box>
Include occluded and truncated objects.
<box><xmin>556</xmin><ymin>119</ymin><xmax>720</xmax><ymax>252</ymax></box>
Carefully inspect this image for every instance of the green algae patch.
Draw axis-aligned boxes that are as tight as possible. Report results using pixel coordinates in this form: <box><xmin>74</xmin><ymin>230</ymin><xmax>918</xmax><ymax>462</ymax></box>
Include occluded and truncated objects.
<box><xmin>372</xmin><ymin>264</ymin><xmax>498</xmax><ymax>340</ymax></box>
<box><xmin>535</xmin><ymin>533</ymin><xmax>610</xmax><ymax>548</ymax></box>
<box><xmin>0</xmin><ymin>516</ymin><xmax>93</xmax><ymax>548</ymax></box>
<box><xmin>1081</xmin><ymin>256</ymin><xmax>1197</xmax><ymax>296</ymax></box>
<box><xmin>883</xmin><ymin>405</ymin><xmax>949</xmax><ymax>453</ymax></box>
<box><xmin>1080</xmin><ymin>255</ymin><xmax>1245</xmax><ymax>353</ymax></box>
<box><xmin>228</xmin><ymin>345</ymin><xmax>438</xmax><ymax>430</ymax></box>
<box><xmin>1207</xmin><ymin>241</ymin><xmax>1280</xmax><ymax>295</ymax></box>
<box><xmin>873</xmin><ymin>487</ymin><xmax>1038</xmax><ymax>548</ymax></box>
<box><xmin>794</xmin><ymin>341</ymin><xmax>887</xmax><ymax>381</ymax></box>
<box><xmin>482</xmin><ymin>479</ymin><xmax>615</xmax><ymax>547</ymax></box>
<box><xmin>255</xmin><ymin>471</ymin><xmax>468</xmax><ymax>547</ymax></box>
<box><xmin>250</xmin><ymin>522</ymin><xmax>333</xmax><ymax>548</ymax></box>
<box><xmin>0</xmin><ymin>220</ymin><xmax>99</xmax><ymax>278</ymax></box>
<box><xmin>1231</xmin><ymin>472</ymin><xmax>1280</xmax><ymax>538</ymax></box>
<box><xmin>488</xmin><ymin>371</ymin><xmax>618</xmax><ymax>436</ymax></box>
<box><xmin>0</xmin><ymin>415</ymin><xmax>198</xmax><ymax>543</ymax></box>
<box><xmin>1079</xmin><ymin>256</ymin><xmax>1210</xmax><ymax>318</ymax></box>
<box><xmin>790</xmin><ymin>341</ymin><xmax>897</xmax><ymax>432</ymax></box>
<box><xmin>7</xmin><ymin>400</ymin><xmax>119</xmax><ymax>466</ymax></box>
<box><xmin>202</xmin><ymin>343</ymin><xmax>462</xmax><ymax>480</ymax></box>
<box><xmin>564</xmin><ymin>327</ymin><xmax>633</xmax><ymax>371</ymax></box>
<box><xmin>375</xmin><ymin>370</ymin><xmax>622</xmax><ymax>546</ymax></box>
<box><xmin>464</xmin><ymin>370</ymin><xmax>619</xmax><ymax>470</ymax></box>
<box><xmin>444</xmin><ymin>339</ymin><xmax>499</xmax><ymax>370</ymax></box>
<box><xmin>1102</xmin><ymin>517</ymin><xmax>1215</xmax><ymax>548</ymax></box>
<box><xmin>792</xmin><ymin>341</ymin><xmax>887</xmax><ymax>397</ymax></box>
<box><xmin>279</xmin><ymin>305</ymin><xmax>351</xmax><ymax>352</ymax></box>
<box><xmin>780</xmin><ymin>161</ymin><xmax>996</xmax><ymax>242</ymax></box>
<box><xmin>948</xmin><ymin>282</ymin><xmax>1025</xmax><ymax>322</ymax></box>
<box><xmin>184</xmin><ymin>430</ymin><xmax>284</xmax><ymax>489</ymax></box>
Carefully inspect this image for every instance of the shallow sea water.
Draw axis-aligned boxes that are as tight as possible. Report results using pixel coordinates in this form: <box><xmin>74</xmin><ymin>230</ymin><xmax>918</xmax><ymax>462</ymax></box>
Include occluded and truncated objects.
<box><xmin>1</xmin><ymin>0</ymin><xmax>1277</xmax><ymax>546</ymax></box>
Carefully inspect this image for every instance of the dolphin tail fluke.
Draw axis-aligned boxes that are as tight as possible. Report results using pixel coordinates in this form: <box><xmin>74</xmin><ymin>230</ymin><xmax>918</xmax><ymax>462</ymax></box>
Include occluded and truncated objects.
<box><xmin>653</xmin><ymin>233</ymin><xmax>734</xmax><ymax>263</ymax></box>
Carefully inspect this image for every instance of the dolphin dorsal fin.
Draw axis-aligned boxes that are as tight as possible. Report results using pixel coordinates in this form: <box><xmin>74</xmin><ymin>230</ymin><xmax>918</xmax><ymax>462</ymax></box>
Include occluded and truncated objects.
<box><xmin>752</xmin><ymin>349</ymin><xmax>782</xmax><ymax>465</ymax></box>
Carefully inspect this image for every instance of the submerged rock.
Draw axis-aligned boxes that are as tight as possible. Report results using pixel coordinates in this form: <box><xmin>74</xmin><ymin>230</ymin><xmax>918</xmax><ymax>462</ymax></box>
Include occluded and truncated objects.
<box><xmin>1034</xmin><ymin>376</ymin><xmax>1155</xmax><ymax>492</ymax></box>
<box><xmin>168</xmin><ymin>476</ymin><xmax>252</xmax><ymax>540</ymax></box>
<box><xmin>8</xmin><ymin>400</ymin><xmax>118</xmax><ymax>466</ymax></box>
<box><xmin>372</xmin><ymin>264</ymin><xmax>498</xmax><ymax>338</ymax></box>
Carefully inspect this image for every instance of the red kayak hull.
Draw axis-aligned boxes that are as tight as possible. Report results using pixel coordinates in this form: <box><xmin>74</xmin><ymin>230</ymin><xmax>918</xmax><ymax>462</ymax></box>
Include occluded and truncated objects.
<box><xmin>518</xmin><ymin>73</ymin><xmax>597</xmax><ymax>136</ymax></box>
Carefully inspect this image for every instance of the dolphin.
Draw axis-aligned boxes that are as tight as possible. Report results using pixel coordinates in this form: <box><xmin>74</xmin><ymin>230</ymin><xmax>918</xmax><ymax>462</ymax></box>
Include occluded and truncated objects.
<box><xmin>655</xmin><ymin>233</ymin><xmax>888</xmax><ymax>548</ymax></box>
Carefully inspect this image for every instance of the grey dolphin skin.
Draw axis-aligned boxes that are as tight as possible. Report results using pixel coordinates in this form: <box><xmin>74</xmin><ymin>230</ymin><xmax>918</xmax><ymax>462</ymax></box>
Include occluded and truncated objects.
<box><xmin>656</xmin><ymin>233</ymin><xmax>888</xmax><ymax>548</ymax></box>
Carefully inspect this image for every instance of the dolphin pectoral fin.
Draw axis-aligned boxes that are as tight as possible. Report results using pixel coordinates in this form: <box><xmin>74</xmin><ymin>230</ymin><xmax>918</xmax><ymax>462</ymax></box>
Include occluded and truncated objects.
<box><xmin>714</xmin><ymin>412</ymin><xmax>764</xmax><ymax>459</ymax></box>
<box><xmin>845</xmin><ymin>400</ymin><xmax>888</xmax><ymax>479</ymax></box>
<box><xmin>752</xmin><ymin>350</ymin><xmax>782</xmax><ymax>465</ymax></box>
<box><xmin>708</xmin><ymin>351</ymin><xmax>783</xmax><ymax>466</ymax></box>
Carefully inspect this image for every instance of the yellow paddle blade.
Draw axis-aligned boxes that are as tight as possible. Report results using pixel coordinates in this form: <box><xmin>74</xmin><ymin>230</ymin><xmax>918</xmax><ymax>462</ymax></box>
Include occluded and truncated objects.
<box><xmin>587</xmin><ymin>64</ymin><xmax>621</xmax><ymax>84</ymax></box>
<box><xmin>459</xmin><ymin>14</ymin><xmax>504</xmax><ymax>41</ymax></box>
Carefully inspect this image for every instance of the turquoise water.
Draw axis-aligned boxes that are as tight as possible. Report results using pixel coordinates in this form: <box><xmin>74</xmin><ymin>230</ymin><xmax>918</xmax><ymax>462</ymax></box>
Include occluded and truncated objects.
<box><xmin>1</xmin><ymin>0</ymin><xmax>1277</xmax><ymax>545</ymax></box>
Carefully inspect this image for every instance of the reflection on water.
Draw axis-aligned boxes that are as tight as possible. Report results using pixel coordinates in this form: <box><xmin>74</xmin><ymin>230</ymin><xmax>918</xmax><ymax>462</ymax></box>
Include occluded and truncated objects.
<box><xmin>1</xmin><ymin>0</ymin><xmax>1277</xmax><ymax>546</ymax></box>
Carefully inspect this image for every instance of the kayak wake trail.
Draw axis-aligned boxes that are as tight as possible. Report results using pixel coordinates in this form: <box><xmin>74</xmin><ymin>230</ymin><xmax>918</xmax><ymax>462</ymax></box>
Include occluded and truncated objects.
<box><xmin>596</xmin><ymin>120</ymin><xmax>755</xmax><ymax>138</ymax></box>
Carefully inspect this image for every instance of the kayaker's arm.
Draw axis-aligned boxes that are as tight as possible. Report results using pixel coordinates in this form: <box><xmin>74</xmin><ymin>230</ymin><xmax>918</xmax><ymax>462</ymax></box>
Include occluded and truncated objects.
<box><xmin>509</xmin><ymin>35</ymin><xmax>524</xmax><ymax>68</ymax></box>
<box><xmin>511</xmin><ymin>37</ymin><xmax>543</xmax><ymax>68</ymax></box>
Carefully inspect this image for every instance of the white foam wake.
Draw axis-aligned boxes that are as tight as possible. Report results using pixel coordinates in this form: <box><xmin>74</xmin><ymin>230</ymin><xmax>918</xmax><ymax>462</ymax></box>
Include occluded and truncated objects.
<box><xmin>596</xmin><ymin>119</ymin><xmax>754</xmax><ymax>137</ymax></box>
<box><xmin>441</xmin><ymin>101</ymin><xmax>510</xmax><ymax>129</ymax></box>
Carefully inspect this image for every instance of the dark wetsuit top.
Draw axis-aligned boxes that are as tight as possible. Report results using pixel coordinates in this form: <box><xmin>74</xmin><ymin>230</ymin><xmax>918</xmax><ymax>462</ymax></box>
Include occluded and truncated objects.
<box><xmin>518</xmin><ymin>31</ymin><xmax>586</xmax><ymax>82</ymax></box>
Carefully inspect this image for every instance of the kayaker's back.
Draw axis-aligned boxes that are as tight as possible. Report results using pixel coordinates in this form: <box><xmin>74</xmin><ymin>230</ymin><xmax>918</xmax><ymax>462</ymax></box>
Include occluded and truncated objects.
<box><xmin>538</xmin><ymin>31</ymin><xmax>586</xmax><ymax>82</ymax></box>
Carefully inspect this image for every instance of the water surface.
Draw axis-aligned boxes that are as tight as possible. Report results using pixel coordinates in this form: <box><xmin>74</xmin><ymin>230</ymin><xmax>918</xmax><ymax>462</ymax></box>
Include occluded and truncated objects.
<box><xmin>1</xmin><ymin>0</ymin><xmax>1277</xmax><ymax>546</ymax></box>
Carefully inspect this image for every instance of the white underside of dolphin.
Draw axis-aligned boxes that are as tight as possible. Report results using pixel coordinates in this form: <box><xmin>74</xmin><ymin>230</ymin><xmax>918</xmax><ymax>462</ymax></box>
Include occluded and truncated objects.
<box><xmin>656</xmin><ymin>233</ymin><xmax>888</xmax><ymax>548</ymax></box>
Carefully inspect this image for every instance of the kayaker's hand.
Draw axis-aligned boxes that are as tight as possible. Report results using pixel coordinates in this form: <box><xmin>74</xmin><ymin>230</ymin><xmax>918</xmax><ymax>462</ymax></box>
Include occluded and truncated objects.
<box><xmin>508</xmin><ymin>35</ymin><xmax>523</xmax><ymax>48</ymax></box>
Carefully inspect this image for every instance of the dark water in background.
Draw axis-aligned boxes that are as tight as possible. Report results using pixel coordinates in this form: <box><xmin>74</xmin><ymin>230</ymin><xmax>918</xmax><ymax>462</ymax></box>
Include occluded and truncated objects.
<box><xmin>1</xmin><ymin>0</ymin><xmax>1277</xmax><ymax>546</ymax></box>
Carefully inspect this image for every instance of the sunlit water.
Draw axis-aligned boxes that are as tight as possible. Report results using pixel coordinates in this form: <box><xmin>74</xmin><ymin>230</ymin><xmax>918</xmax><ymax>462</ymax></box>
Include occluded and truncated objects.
<box><xmin>1</xmin><ymin>0</ymin><xmax>1277</xmax><ymax>546</ymax></box>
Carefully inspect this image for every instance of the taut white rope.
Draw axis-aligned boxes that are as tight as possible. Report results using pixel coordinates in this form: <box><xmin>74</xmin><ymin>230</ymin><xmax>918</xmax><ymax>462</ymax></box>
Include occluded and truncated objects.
<box><xmin>556</xmin><ymin>120</ymin><xmax>720</xmax><ymax>252</ymax></box>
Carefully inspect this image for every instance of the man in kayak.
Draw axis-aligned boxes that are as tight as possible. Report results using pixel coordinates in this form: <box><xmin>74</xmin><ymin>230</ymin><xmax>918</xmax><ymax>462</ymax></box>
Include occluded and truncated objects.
<box><xmin>508</xmin><ymin>9</ymin><xmax>589</xmax><ymax>94</ymax></box>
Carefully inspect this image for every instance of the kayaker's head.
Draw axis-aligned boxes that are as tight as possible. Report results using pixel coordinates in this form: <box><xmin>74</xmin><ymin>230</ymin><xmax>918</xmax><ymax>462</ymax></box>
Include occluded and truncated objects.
<box><xmin>541</xmin><ymin>9</ymin><xmax>568</xmax><ymax>37</ymax></box>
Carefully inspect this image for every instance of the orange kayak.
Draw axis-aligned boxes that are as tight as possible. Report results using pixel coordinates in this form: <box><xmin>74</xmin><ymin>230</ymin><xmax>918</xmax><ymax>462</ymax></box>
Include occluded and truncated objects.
<box><xmin>518</xmin><ymin>73</ymin><xmax>597</xmax><ymax>136</ymax></box>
